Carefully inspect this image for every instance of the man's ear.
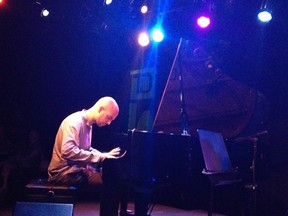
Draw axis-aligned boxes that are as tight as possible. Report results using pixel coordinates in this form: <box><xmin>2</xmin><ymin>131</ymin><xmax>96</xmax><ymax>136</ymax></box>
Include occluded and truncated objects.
<box><xmin>98</xmin><ymin>106</ymin><xmax>105</xmax><ymax>113</ymax></box>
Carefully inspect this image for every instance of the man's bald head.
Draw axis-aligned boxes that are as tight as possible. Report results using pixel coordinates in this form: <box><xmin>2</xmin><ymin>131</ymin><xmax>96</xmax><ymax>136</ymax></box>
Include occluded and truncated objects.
<box><xmin>86</xmin><ymin>97</ymin><xmax>119</xmax><ymax>127</ymax></box>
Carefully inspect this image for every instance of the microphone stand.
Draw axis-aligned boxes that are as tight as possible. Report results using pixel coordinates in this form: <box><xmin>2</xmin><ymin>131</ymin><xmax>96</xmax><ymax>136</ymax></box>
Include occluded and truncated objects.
<box><xmin>245</xmin><ymin>137</ymin><xmax>258</xmax><ymax>216</ymax></box>
<box><xmin>235</xmin><ymin>130</ymin><xmax>267</xmax><ymax>216</ymax></box>
<box><xmin>177</xmin><ymin>38</ymin><xmax>190</xmax><ymax>135</ymax></box>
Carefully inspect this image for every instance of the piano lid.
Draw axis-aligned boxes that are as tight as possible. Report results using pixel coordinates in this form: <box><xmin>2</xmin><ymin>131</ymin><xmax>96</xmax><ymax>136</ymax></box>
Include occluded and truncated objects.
<box><xmin>152</xmin><ymin>39</ymin><xmax>257</xmax><ymax>138</ymax></box>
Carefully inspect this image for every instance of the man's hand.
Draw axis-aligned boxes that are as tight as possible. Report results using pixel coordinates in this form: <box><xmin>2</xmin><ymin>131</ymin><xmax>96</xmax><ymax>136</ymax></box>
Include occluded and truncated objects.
<box><xmin>101</xmin><ymin>147</ymin><xmax>121</xmax><ymax>160</ymax></box>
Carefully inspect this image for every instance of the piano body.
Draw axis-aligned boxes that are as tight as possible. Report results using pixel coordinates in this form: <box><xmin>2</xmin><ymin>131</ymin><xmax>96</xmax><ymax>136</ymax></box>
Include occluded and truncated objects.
<box><xmin>100</xmin><ymin>129</ymin><xmax>203</xmax><ymax>215</ymax></box>
<box><xmin>100</xmin><ymin>39</ymin><xmax>270</xmax><ymax>214</ymax></box>
<box><xmin>123</xmin><ymin>130</ymin><xmax>192</xmax><ymax>188</ymax></box>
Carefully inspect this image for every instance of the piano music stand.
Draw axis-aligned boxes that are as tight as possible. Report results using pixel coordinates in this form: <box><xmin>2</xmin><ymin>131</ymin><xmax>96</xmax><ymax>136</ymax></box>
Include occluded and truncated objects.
<box><xmin>197</xmin><ymin>129</ymin><xmax>242</xmax><ymax>216</ymax></box>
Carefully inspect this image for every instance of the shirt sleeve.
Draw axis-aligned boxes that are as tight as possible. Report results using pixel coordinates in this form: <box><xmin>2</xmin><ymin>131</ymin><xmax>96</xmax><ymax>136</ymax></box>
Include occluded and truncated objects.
<box><xmin>60</xmin><ymin>123</ymin><xmax>102</xmax><ymax>163</ymax></box>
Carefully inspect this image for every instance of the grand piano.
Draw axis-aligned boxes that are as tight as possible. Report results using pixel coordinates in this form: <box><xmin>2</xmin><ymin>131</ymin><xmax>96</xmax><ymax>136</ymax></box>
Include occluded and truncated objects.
<box><xmin>100</xmin><ymin>39</ymin><xmax>270</xmax><ymax>215</ymax></box>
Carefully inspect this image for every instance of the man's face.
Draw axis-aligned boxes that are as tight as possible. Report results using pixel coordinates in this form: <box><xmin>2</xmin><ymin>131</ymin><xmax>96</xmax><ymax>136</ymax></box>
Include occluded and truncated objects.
<box><xmin>96</xmin><ymin>106</ymin><xmax>118</xmax><ymax>127</ymax></box>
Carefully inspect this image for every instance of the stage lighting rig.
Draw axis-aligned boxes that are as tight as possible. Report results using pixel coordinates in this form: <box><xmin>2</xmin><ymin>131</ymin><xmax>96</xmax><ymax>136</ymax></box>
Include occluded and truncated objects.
<box><xmin>258</xmin><ymin>0</ymin><xmax>272</xmax><ymax>23</ymax></box>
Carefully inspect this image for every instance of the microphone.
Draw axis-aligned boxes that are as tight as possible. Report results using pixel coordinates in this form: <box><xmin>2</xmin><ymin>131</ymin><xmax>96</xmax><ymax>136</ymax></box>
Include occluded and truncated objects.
<box><xmin>234</xmin><ymin>130</ymin><xmax>268</xmax><ymax>143</ymax></box>
<box><xmin>252</xmin><ymin>130</ymin><xmax>268</xmax><ymax>137</ymax></box>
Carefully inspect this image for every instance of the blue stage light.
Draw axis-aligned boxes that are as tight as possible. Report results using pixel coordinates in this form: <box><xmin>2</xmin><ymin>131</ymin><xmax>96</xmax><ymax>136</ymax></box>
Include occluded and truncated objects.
<box><xmin>151</xmin><ymin>28</ymin><xmax>164</xmax><ymax>43</ymax></box>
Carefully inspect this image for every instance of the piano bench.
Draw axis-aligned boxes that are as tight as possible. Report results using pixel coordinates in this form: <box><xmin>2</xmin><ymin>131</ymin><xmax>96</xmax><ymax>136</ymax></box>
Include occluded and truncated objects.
<box><xmin>25</xmin><ymin>178</ymin><xmax>77</xmax><ymax>203</ymax></box>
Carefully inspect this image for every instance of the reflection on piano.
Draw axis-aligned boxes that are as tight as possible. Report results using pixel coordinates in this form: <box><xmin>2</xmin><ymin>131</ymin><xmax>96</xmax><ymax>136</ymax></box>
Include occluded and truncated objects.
<box><xmin>123</xmin><ymin>130</ymin><xmax>191</xmax><ymax>188</ymax></box>
<box><xmin>128</xmin><ymin>130</ymin><xmax>194</xmax><ymax>215</ymax></box>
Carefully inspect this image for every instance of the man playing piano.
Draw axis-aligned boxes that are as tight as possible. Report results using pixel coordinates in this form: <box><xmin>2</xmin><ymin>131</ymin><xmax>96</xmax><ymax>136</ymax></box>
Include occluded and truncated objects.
<box><xmin>48</xmin><ymin>96</ymin><xmax>122</xmax><ymax>215</ymax></box>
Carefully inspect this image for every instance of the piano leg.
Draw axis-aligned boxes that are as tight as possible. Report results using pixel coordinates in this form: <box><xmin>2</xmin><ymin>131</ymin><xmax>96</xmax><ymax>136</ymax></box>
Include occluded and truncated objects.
<box><xmin>100</xmin><ymin>184</ymin><xmax>120</xmax><ymax>216</ymax></box>
<box><xmin>134</xmin><ymin>191</ymin><xmax>150</xmax><ymax>216</ymax></box>
<box><xmin>100</xmin><ymin>160</ymin><xmax>121</xmax><ymax>216</ymax></box>
<box><xmin>119</xmin><ymin>190</ymin><xmax>128</xmax><ymax>214</ymax></box>
<box><xmin>119</xmin><ymin>183</ymin><xmax>134</xmax><ymax>216</ymax></box>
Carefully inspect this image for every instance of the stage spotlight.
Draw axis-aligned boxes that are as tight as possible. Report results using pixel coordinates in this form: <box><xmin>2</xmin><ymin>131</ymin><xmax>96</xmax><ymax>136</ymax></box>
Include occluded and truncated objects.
<box><xmin>141</xmin><ymin>5</ymin><xmax>148</xmax><ymax>14</ymax></box>
<box><xmin>40</xmin><ymin>8</ymin><xmax>49</xmax><ymax>17</ymax></box>
<box><xmin>197</xmin><ymin>16</ymin><xmax>211</xmax><ymax>28</ymax></box>
<box><xmin>258</xmin><ymin>9</ymin><xmax>272</xmax><ymax>23</ymax></box>
<box><xmin>104</xmin><ymin>0</ymin><xmax>112</xmax><ymax>5</ymax></box>
<box><xmin>138</xmin><ymin>32</ymin><xmax>150</xmax><ymax>47</ymax></box>
<box><xmin>151</xmin><ymin>28</ymin><xmax>164</xmax><ymax>43</ymax></box>
<box><xmin>0</xmin><ymin>0</ymin><xmax>9</xmax><ymax>10</ymax></box>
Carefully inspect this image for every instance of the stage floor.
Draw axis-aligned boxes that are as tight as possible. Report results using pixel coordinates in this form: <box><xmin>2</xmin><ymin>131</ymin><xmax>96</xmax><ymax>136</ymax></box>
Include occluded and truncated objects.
<box><xmin>1</xmin><ymin>201</ymin><xmax>227</xmax><ymax>216</ymax></box>
<box><xmin>75</xmin><ymin>201</ymin><xmax>227</xmax><ymax>216</ymax></box>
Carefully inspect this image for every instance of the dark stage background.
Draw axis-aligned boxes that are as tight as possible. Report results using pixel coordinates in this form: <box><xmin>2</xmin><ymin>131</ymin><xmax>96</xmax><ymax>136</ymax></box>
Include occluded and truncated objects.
<box><xmin>1</xmin><ymin>0</ymin><xmax>288</xmax><ymax>215</ymax></box>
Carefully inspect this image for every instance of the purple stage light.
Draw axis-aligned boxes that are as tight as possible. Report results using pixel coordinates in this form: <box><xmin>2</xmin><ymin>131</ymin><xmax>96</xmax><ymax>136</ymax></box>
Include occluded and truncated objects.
<box><xmin>197</xmin><ymin>16</ymin><xmax>211</xmax><ymax>28</ymax></box>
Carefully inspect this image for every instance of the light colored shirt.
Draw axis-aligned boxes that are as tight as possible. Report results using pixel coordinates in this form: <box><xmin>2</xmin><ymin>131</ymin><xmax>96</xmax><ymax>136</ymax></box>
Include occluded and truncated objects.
<box><xmin>48</xmin><ymin>110</ymin><xmax>102</xmax><ymax>181</ymax></box>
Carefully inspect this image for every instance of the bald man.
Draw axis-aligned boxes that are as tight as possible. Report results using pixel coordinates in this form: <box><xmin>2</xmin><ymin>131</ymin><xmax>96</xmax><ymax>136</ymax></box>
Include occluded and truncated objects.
<box><xmin>48</xmin><ymin>96</ymin><xmax>121</xmax><ymax>187</ymax></box>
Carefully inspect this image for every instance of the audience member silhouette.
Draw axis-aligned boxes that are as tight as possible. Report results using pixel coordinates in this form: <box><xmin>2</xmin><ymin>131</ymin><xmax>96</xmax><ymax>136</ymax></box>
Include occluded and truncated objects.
<box><xmin>0</xmin><ymin>129</ymin><xmax>45</xmax><ymax>201</ymax></box>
